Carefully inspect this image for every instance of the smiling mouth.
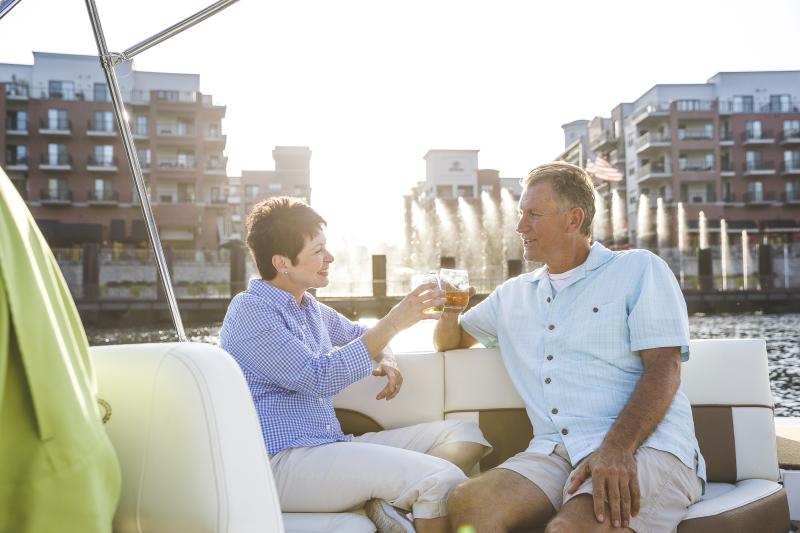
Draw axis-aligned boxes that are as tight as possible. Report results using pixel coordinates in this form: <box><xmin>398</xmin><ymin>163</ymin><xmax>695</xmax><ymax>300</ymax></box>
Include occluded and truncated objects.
<box><xmin>522</xmin><ymin>238</ymin><xmax>536</xmax><ymax>245</ymax></box>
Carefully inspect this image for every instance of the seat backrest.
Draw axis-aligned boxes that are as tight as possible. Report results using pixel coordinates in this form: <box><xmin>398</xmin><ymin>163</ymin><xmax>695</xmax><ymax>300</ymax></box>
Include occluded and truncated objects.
<box><xmin>334</xmin><ymin>351</ymin><xmax>444</xmax><ymax>434</ymax></box>
<box><xmin>91</xmin><ymin>342</ymin><xmax>284</xmax><ymax>533</ymax></box>
<box><xmin>680</xmin><ymin>338</ymin><xmax>780</xmax><ymax>483</ymax></box>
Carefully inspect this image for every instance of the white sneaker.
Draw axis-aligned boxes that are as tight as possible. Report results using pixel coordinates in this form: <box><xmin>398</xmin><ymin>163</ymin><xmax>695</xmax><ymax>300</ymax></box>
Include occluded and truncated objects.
<box><xmin>365</xmin><ymin>499</ymin><xmax>415</xmax><ymax>533</ymax></box>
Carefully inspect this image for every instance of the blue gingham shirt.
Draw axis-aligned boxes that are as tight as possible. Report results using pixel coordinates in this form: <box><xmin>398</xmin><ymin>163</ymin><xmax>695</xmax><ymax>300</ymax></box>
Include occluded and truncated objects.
<box><xmin>461</xmin><ymin>242</ymin><xmax>706</xmax><ymax>482</ymax></box>
<box><xmin>220</xmin><ymin>279</ymin><xmax>372</xmax><ymax>455</ymax></box>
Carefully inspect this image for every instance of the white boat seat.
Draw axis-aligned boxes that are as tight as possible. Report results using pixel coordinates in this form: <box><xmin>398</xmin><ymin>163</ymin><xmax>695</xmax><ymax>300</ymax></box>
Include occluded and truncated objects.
<box><xmin>283</xmin><ymin>512</ymin><xmax>376</xmax><ymax>533</ymax></box>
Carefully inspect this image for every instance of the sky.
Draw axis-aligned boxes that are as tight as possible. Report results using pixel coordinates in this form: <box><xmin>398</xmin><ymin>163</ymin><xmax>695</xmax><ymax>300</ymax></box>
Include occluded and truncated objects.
<box><xmin>1</xmin><ymin>0</ymin><xmax>799</xmax><ymax>249</ymax></box>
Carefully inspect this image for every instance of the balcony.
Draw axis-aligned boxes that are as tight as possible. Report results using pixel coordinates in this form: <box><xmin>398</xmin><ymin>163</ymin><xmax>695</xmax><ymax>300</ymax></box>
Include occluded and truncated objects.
<box><xmin>721</xmin><ymin>193</ymin><xmax>738</xmax><ymax>204</ymax></box>
<box><xmin>205</xmin><ymin>131</ymin><xmax>227</xmax><ymax>143</ymax></box>
<box><xmin>4</xmin><ymin>156</ymin><xmax>28</xmax><ymax>171</ymax></box>
<box><xmin>743</xmin><ymin>161</ymin><xmax>776</xmax><ymax>176</ymax></box>
<box><xmin>720</xmin><ymin>161</ymin><xmax>735</xmax><ymax>176</ymax></box>
<box><xmin>744</xmin><ymin>191</ymin><xmax>777</xmax><ymax>204</ymax></box>
<box><xmin>209</xmin><ymin>195</ymin><xmax>229</xmax><ymax>206</ymax></box>
<box><xmin>38</xmin><ymin>118</ymin><xmax>71</xmax><ymax>135</ymax></box>
<box><xmin>5</xmin><ymin>118</ymin><xmax>28</xmax><ymax>136</ymax></box>
<box><xmin>781</xmin><ymin>129</ymin><xmax>800</xmax><ymax>144</ymax></box>
<box><xmin>155</xmin><ymin>90</ymin><xmax>197</xmax><ymax>104</ymax></box>
<box><xmin>637</xmin><ymin>162</ymin><xmax>672</xmax><ymax>183</ymax></box>
<box><xmin>177</xmin><ymin>194</ymin><xmax>196</xmax><ymax>204</ymax></box>
<box><xmin>678</xmin><ymin>131</ymin><xmax>713</xmax><ymax>141</ymax></box>
<box><xmin>681</xmin><ymin>191</ymin><xmax>717</xmax><ymax>204</ymax></box>
<box><xmin>590</xmin><ymin>130</ymin><xmax>616</xmax><ymax>152</ymax></box>
<box><xmin>87</xmin><ymin>156</ymin><xmax>119</xmax><ymax>172</ymax></box>
<box><xmin>719</xmin><ymin>100</ymin><xmax>753</xmax><ymax>114</ymax></box>
<box><xmin>87</xmin><ymin>189</ymin><xmax>119</xmax><ymax>205</ymax></box>
<box><xmin>132</xmin><ymin>125</ymin><xmax>149</xmax><ymax>139</ymax></box>
<box><xmin>679</xmin><ymin>161</ymin><xmax>715</xmax><ymax>173</ymax></box>
<box><xmin>157</xmin><ymin>158</ymin><xmax>196</xmax><ymax>170</ymax></box>
<box><xmin>5</xmin><ymin>83</ymin><xmax>29</xmax><ymax>100</ymax></box>
<box><xmin>760</xmin><ymin>100</ymin><xmax>800</xmax><ymax>113</ymax></box>
<box><xmin>40</xmin><ymin>188</ymin><xmax>73</xmax><ymax>205</ymax></box>
<box><xmin>632</xmin><ymin>102</ymin><xmax>671</xmax><ymax>125</ymax></box>
<box><xmin>157</xmin><ymin>125</ymin><xmax>196</xmax><ymax>138</ymax></box>
<box><xmin>204</xmin><ymin>161</ymin><xmax>226</xmax><ymax>175</ymax></box>
<box><xmin>635</xmin><ymin>132</ymin><xmax>671</xmax><ymax>154</ymax></box>
<box><xmin>784</xmin><ymin>191</ymin><xmax>800</xmax><ymax>204</ymax></box>
<box><xmin>39</xmin><ymin>154</ymin><xmax>72</xmax><ymax>171</ymax></box>
<box><xmin>742</xmin><ymin>130</ymin><xmax>774</xmax><ymax>144</ymax></box>
<box><xmin>719</xmin><ymin>131</ymin><xmax>734</xmax><ymax>145</ymax></box>
<box><xmin>87</xmin><ymin>120</ymin><xmax>117</xmax><ymax>137</ymax></box>
<box><xmin>782</xmin><ymin>161</ymin><xmax>800</xmax><ymax>175</ymax></box>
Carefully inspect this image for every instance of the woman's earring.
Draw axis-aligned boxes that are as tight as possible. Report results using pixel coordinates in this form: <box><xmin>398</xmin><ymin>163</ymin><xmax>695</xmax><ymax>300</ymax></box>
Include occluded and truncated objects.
<box><xmin>282</xmin><ymin>270</ymin><xmax>288</xmax><ymax>275</ymax></box>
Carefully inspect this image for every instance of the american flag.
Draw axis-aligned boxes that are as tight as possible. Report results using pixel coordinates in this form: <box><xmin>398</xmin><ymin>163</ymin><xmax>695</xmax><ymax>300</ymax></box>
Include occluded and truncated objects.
<box><xmin>586</xmin><ymin>155</ymin><xmax>623</xmax><ymax>182</ymax></box>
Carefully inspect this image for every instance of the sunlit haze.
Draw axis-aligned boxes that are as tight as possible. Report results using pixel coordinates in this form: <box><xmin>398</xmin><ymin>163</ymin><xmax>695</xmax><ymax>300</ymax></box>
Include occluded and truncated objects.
<box><xmin>2</xmin><ymin>0</ymin><xmax>799</xmax><ymax>250</ymax></box>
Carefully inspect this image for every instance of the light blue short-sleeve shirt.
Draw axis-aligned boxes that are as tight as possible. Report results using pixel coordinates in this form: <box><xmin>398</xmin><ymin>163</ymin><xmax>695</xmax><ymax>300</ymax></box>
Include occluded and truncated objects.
<box><xmin>460</xmin><ymin>242</ymin><xmax>706</xmax><ymax>483</ymax></box>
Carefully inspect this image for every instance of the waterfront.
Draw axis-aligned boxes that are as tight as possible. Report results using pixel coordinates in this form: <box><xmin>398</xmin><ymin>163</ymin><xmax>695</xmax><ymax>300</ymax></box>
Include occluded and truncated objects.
<box><xmin>87</xmin><ymin>313</ymin><xmax>800</xmax><ymax>416</ymax></box>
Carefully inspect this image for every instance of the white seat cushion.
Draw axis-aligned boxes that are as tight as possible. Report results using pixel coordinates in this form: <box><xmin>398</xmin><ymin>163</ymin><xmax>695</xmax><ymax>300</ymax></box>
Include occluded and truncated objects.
<box><xmin>283</xmin><ymin>513</ymin><xmax>376</xmax><ymax>533</ymax></box>
<box><xmin>684</xmin><ymin>479</ymin><xmax>783</xmax><ymax>519</ymax></box>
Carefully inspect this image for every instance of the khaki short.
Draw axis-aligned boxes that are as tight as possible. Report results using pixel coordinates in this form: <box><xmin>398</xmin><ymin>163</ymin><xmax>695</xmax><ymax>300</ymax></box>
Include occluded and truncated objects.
<box><xmin>498</xmin><ymin>445</ymin><xmax>702</xmax><ymax>532</ymax></box>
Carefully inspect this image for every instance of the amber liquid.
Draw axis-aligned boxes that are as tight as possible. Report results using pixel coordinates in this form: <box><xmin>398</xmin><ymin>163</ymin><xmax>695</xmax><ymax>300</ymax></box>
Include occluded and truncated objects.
<box><xmin>445</xmin><ymin>290</ymin><xmax>469</xmax><ymax>309</ymax></box>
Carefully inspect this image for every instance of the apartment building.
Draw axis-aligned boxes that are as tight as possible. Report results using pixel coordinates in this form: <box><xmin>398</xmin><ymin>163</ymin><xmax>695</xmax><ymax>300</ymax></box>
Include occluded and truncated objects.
<box><xmin>229</xmin><ymin>146</ymin><xmax>313</xmax><ymax>239</ymax></box>
<box><xmin>560</xmin><ymin>71</ymin><xmax>800</xmax><ymax>245</ymax></box>
<box><xmin>0</xmin><ymin>52</ymin><xmax>229</xmax><ymax>250</ymax></box>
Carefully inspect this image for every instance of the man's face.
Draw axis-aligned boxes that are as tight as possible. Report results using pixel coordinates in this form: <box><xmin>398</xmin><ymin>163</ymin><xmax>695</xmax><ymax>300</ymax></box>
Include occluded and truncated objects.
<box><xmin>287</xmin><ymin>231</ymin><xmax>334</xmax><ymax>289</ymax></box>
<box><xmin>516</xmin><ymin>181</ymin><xmax>571</xmax><ymax>263</ymax></box>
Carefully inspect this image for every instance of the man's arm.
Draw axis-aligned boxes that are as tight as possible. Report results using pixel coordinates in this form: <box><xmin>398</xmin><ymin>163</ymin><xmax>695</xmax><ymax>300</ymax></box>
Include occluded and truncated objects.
<box><xmin>433</xmin><ymin>309</ymin><xmax>479</xmax><ymax>351</ymax></box>
<box><xmin>567</xmin><ymin>346</ymin><xmax>681</xmax><ymax>528</ymax></box>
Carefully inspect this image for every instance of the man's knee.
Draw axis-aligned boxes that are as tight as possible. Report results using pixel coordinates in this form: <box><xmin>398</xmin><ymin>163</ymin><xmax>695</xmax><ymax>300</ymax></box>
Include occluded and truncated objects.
<box><xmin>446</xmin><ymin>476</ymin><xmax>489</xmax><ymax>516</ymax></box>
<box><xmin>544</xmin><ymin>514</ymin><xmax>577</xmax><ymax>533</ymax></box>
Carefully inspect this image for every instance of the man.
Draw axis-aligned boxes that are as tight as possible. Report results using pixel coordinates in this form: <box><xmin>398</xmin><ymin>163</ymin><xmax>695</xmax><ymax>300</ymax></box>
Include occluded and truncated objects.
<box><xmin>436</xmin><ymin>162</ymin><xmax>705</xmax><ymax>532</ymax></box>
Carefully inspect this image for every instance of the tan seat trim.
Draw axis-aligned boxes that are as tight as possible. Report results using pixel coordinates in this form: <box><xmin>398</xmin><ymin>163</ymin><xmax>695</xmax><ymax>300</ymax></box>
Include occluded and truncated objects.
<box><xmin>474</xmin><ymin>409</ymin><xmax>533</xmax><ymax>471</ymax></box>
<box><xmin>692</xmin><ymin>406</ymin><xmax>737</xmax><ymax>483</ymax></box>
<box><xmin>335</xmin><ymin>408</ymin><xmax>384</xmax><ymax>436</ymax></box>
<box><xmin>677</xmin><ymin>488</ymin><xmax>790</xmax><ymax>533</ymax></box>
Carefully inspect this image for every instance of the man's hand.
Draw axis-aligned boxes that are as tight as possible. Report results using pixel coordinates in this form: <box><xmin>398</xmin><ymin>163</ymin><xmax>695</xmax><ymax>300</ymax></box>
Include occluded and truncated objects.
<box><xmin>566</xmin><ymin>443</ymin><xmax>641</xmax><ymax>529</ymax></box>
<box><xmin>372</xmin><ymin>364</ymin><xmax>403</xmax><ymax>400</ymax></box>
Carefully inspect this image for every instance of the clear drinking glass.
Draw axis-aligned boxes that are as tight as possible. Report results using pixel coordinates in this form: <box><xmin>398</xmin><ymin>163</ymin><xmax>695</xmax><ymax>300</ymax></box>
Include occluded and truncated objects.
<box><xmin>438</xmin><ymin>268</ymin><xmax>470</xmax><ymax>310</ymax></box>
<box><xmin>411</xmin><ymin>273</ymin><xmax>444</xmax><ymax>313</ymax></box>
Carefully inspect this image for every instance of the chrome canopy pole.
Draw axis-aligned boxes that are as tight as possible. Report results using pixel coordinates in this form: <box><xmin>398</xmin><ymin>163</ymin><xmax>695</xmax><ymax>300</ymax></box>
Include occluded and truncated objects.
<box><xmin>0</xmin><ymin>0</ymin><xmax>24</xmax><ymax>21</ymax></box>
<box><xmin>84</xmin><ymin>0</ymin><xmax>188</xmax><ymax>341</ymax></box>
<box><xmin>113</xmin><ymin>0</ymin><xmax>239</xmax><ymax>65</ymax></box>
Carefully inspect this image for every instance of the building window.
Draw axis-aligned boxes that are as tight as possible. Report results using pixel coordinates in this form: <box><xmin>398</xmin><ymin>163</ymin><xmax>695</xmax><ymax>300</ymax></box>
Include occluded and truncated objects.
<box><xmin>786</xmin><ymin>181</ymin><xmax>799</xmax><ymax>201</ymax></box>
<box><xmin>94</xmin><ymin>145</ymin><xmax>114</xmax><ymax>165</ymax></box>
<box><xmin>769</xmin><ymin>94</ymin><xmax>791</xmax><ymax>112</ymax></box>
<box><xmin>481</xmin><ymin>184</ymin><xmax>494</xmax><ymax>193</ymax></box>
<box><xmin>245</xmin><ymin>185</ymin><xmax>260</xmax><ymax>198</ymax></box>
<box><xmin>785</xmin><ymin>151</ymin><xmax>800</xmax><ymax>170</ymax></box>
<box><xmin>48</xmin><ymin>80</ymin><xmax>75</xmax><ymax>100</ymax></box>
<box><xmin>746</xmin><ymin>150</ymin><xmax>762</xmax><ymax>170</ymax></box>
<box><xmin>47</xmin><ymin>177</ymin><xmax>68</xmax><ymax>197</ymax></box>
<box><xmin>47</xmin><ymin>143</ymin><xmax>68</xmax><ymax>165</ymax></box>
<box><xmin>747</xmin><ymin>181</ymin><xmax>764</xmax><ymax>202</ymax></box>
<box><xmin>93</xmin><ymin>82</ymin><xmax>110</xmax><ymax>102</ymax></box>
<box><xmin>47</xmin><ymin>109</ymin><xmax>68</xmax><ymax>130</ymax></box>
<box><xmin>137</xmin><ymin>148</ymin><xmax>151</xmax><ymax>168</ymax></box>
<box><xmin>676</xmin><ymin>100</ymin><xmax>701</xmax><ymax>111</ymax></box>
<box><xmin>267</xmin><ymin>183</ymin><xmax>281</xmax><ymax>192</ymax></box>
<box><xmin>134</xmin><ymin>115</ymin><xmax>148</xmax><ymax>136</ymax></box>
<box><xmin>156</xmin><ymin>90</ymin><xmax>179</xmax><ymax>101</ymax></box>
<box><xmin>457</xmin><ymin>185</ymin><xmax>474</xmax><ymax>198</ymax></box>
<box><xmin>732</xmin><ymin>95</ymin><xmax>754</xmax><ymax>113</ymax></box>
<box><xmin>178</xmin><ymin>183</ymin><xmax>195</xmax><ymax>203</ymax></box>
<box><xmin>93</xmin><ymin>111</ymin><xmax>114</xmax><ymax>132</ymax></box>
<box><xmin>6</xmin><ymin>110</ymin><xmax>27</xmax><ymax>131</ymax></box>
<box><xmin>784</xmin><ymin>120</ymin><xmax>800</xmax><ymax>138</ymax></box>
<box><xmin>176</xmin><ymin>150</ymin><xmax>195</xmax><ymax>168</ymax></box>
<box><xmin>436</xmin><ymin>185</ymin><xmax>453</xmax><ymax>198</ymax></box>
<box><xmin>5</xmin><ymin>145</ymin><xmax>27</xmax><ymax>165</ymax></box>
<box><xmin>745</xmin><ymin>120</ymin><xmax>763</xmax><ymax>140</ymax></box>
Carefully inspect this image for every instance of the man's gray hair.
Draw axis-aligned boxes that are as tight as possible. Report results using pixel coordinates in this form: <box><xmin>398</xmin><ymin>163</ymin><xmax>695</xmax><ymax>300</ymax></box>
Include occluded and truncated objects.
<box><xmin>522</xmin><ymin>162</ymin><xmax>596</xmax><ymax>236</ymax></box>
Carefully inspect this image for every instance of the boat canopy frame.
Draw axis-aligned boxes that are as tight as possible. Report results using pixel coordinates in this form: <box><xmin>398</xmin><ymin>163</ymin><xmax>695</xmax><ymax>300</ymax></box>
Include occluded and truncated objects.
<box><xmin>1</xmin><ymin>0</ymin><xmax>241</xmax><ymax>341</ymax></box>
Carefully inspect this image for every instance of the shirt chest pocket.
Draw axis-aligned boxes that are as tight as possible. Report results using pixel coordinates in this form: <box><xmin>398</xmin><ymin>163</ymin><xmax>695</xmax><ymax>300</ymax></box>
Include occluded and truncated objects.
<box><xmin>573</xmin><ymin>299</ymin><xmax>629</xmax><ymax>352</ymax></box>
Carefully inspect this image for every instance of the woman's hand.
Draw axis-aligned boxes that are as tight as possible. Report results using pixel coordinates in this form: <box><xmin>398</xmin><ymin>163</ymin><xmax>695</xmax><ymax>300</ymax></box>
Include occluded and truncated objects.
<box><xmin>384</xmin><ymin>282</ymin><xmax>446</xmax><ymax>332</ymax></box>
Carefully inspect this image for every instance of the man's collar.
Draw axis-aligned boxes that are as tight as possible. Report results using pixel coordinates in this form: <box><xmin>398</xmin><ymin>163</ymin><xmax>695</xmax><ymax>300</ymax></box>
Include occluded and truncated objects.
<box><xmin>525</xmin><ymin>242</ymin><xmax>614</xmax><ymax>283</ymax></box>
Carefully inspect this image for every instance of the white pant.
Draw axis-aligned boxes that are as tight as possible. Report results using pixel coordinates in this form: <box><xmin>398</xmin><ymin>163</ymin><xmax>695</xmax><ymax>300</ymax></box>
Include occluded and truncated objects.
<box><xmin>270</xmin><ymin>419</ymin><xmax>490</xmax><ymax>519</ymax></box>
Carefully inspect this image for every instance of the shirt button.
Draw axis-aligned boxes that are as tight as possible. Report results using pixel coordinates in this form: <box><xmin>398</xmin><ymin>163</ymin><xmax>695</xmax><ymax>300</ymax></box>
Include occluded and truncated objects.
<box><xmin>547</xmin><ymin>354</ymin><xmax>554</xmax><ymax>361</ymax></box>
<box><xmin>552</xmin><ymin>408</ymin><xmax>559</xmax><ymax>415</ymax></box>
<box><xmin>593</xmin><ymin>307</ymin><xmax>599</xmax><ymax>313</ymax></box>
<box><xmin>561</xmin><ymin>428</ymin><xmax>569</xmax><ymax>435</ymax></box>
<box><xmin>544</xmin><ymin>377</ymin><xmax>551</xmax><ymax>384</ymax></box>
<box><xmin>548</xmin><ymin>324</ymin><xmax>555</xmax><ymax>331</ymax></box>
<box><xmin>546</xmin><ymin>297</ymin><xmax>551</xmax><ymax>303</ymax></box>
<box><xmin>325</xmin><ymin>424</ymin><xmax>331</xmax><ymax>430</ymax></box>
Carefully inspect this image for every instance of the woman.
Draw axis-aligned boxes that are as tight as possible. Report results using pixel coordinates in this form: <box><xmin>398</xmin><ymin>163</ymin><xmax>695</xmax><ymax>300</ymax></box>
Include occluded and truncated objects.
<box><xmin>220</xmin><ymin>197</ymin><xmax>490</xmax><ymax>533</ymax></box>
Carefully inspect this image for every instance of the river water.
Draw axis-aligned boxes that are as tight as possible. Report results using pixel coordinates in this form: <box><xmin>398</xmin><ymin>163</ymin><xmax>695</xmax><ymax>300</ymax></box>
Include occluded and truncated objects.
<box><xmin>86</xmin><ymin>313</ymin><xmax>800</xmax><ymax>416</ymax></box>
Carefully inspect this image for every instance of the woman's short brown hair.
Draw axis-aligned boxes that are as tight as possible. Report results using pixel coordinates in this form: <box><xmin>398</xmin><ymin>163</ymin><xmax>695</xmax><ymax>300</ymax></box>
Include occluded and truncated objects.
<box><xmin>522</xmin><ymin>162</ymin><xmax>596</xmax><ymax>236</ymax></box>
<box><xmin>245</xmin><ymin>197</ymin><xmax>326</xmax><ymax>280</ymax></box>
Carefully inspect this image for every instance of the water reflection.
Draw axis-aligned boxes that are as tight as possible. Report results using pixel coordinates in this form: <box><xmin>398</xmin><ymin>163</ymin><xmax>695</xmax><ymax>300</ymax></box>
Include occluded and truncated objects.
<box><xmin>86</xmin><ymin>314</ymin><xmax>800</xmax><ymax>416</ymax></box>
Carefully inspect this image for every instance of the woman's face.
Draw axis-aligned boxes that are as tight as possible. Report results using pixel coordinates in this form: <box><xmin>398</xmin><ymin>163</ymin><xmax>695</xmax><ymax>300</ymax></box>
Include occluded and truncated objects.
<box><xmin>285</xmin><ymin>230</ymin><xmax>334</xmax><ymax>289</ymax></box>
